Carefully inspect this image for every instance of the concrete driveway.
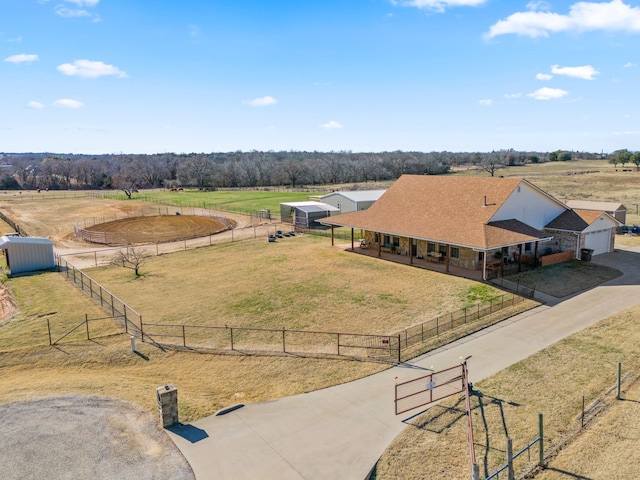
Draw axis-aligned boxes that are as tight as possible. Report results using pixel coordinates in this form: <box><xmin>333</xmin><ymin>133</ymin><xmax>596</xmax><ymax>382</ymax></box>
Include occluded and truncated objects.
<box><xmin>166</xmin><ymin>248</ymin><xmax>640</xmax><ymax>480</ymax></box>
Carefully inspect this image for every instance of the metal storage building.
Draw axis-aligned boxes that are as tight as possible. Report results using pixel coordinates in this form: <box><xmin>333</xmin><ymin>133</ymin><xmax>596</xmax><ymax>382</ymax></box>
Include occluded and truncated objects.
<box><xmin>279</xmin><ymin>201</ymin><xmax>339</xmax><ymax>228</ymax></box>
<box><xmin>317</xmin><ymin>190</ymin><xmax>386</xmax><ymax>214</ymax></box>
<box><xmin>0</xmin><ymin>235</ymin><xmax>55</xmax><ymax>275</ymax></box>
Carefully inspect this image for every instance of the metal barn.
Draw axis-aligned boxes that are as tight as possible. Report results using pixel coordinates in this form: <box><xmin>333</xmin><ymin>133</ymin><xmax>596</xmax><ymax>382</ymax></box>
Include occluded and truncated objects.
<box><xmin>0</xmin><ymin>235</ymin><xmax>55</xmax><ymax>275</ymax></box>
<box><xmin>279</xmin><ymin>201</ymin><xmax>339</xmax><ymax>228</ymax></box>
<box><xmin>317</xmin><ymin>190</ymin><xmax>386</xmax><ymax>214</ymax></box>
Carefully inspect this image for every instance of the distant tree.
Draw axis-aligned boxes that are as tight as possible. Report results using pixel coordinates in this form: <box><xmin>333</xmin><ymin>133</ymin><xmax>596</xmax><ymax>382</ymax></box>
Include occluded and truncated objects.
<box><xmin>617</xmin><ymin>149</ymin><xmax>631</xmax><ymax>169</ymax></box>
<box><xmin>631</xmin><ymin>151</ymin><xmax>640</xmax><ymax>171</ymax></box>
<box><xmin>111</xmin><ymin>247</ymin><xmax>148</xmax><ymax>277</ymax></box>
<box><xmin>557</xmin><ymin>151</ymin><xmax>572</xmax><ymax>161</ymax></box>
<box><xmin>0</xmin><ymin>175</ymin><xmax>21</xmax><ymax>190</ymax></box>
<box><xmin>609</xmin><ymin>155</ymin><xmax>620</xmax><ymax>170</ymax></box>
<box><xmin>475</xmin><ymin>152</ymin><xmax>505</xmax><ymax>177</ymax></box>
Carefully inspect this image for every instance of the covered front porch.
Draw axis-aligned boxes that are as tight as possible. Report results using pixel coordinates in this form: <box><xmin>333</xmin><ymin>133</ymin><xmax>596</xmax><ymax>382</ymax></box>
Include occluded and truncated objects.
<box><xmin>328</xmin><ymin>226</ymin><xmax>541</xmax><ymax>282</ymax></box>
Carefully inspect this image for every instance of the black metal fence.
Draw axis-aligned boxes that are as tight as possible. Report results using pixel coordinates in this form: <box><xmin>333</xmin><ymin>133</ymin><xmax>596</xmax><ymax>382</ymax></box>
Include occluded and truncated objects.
<box><xmin>396</xmin><ymin>293</ymin><xmax>526</xmax><ymax>351</ymax></box>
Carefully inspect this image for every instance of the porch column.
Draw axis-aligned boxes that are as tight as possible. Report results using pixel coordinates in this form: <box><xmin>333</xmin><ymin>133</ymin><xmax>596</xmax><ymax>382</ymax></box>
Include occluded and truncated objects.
<box><xmin>518</xmin><ymin>244</ymin><xmax>523</xmax><ymax>273</ymax></box>
<box><xmin>445</xmin><ymin>244</ymin><xmax>450</xmax><ymax>273</ymax></box>
<box><xmin>351</xmin><ymin>228</ymin><xmax>354</xmax><ymax>250</ymax></box>
<box><xmin>482</xmin><ymin>251</ymin><xmax>487</xmax><ymax>281</ymax></box>
<box><xmin>409</xmin><ymin>239</ymin><xmax>414</xmax><ymax>265</ymax></box>
<box><xmin>377</xmin><ymin>233</ymin><xmax>381</xmax><ymax>258</ymax></box>
<box><xmin>331</xmin><ymin>225</ymin><xmax>334</xmax><ymax>246</ymax></box>
<box><xmin>534</xmin><ymin>242</ymin><xmax>539</xmax><ymax>267</ymax></box>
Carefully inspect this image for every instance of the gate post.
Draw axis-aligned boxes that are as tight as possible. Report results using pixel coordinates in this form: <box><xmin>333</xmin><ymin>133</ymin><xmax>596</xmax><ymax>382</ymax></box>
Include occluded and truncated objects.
<box><xmin>538</xmin><ymin>413</ymin><xmax>544</xmax><ymax>467</ymax></box>
<box><xmin>507</xmin><ymin>437</ymin><xmax>514</xmax><ymax>480</ymax></box>
<box><xmin>471</xmin><ymin>463</ymin><xmax>480</xmax><ymax>480</ymax></box>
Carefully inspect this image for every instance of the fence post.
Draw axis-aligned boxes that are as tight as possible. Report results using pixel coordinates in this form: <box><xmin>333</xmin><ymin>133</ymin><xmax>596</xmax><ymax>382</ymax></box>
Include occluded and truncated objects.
<box><xmin>471</xmin><ymin>463</ymin><xmax>480</xmax><ymax>480</ymax></box>
<box><xmin>397</xmin><ymin>334</ymin><xmax>401</xmax><ymax>363</ymax></box>
<box><xmin>230</xmin><ymin>327</ymin><xmax>234</xmax><ymax>350</ymax></box>
<box><xmin>47</xmin><ymin>319</ymin><xmax>52</xmax><ymax>345</ymax></box>
<box><xmin>139</xmin><ymin>316</ymin><xmax>144</xmax><ymax>341</ymax></box>
<box><xmin>282</xmin><ymin>327</ymin><xmax>286</xmax><ymax>353</ymax></box>
<box><xmin>183</xmin><ymin>325</ymin><xmax>186</xmax><ymax>347</ymax></box>
<box><xmin>538</xmin><ymin>412</ymin><xmax>544</xmax><ymax>467</ymax></box>
<box><xmin>89</xmin><ymin>278</ymin><xmax>92</xmax><ymax>298</ymax></box>
<box><xmin>436</xmin><ymin>316</ymin><xmax>439</xmax><ymax>336</ymax></box>
<box><xmin>85</xmin><ymin>313</ymin><xmax>90</xmax><ymax>340</ymax></box>
<box><xmin>617</xmin><ymin>362</ymin><xmax>622</xmax><ymax>400</ymax></box>
<box><xmin>337</xmin><ymin>333</ymin><xmax>340</xmax><ymax>356</ymax></box>
<box><xmin>99</xmin><ymin>286</ymin><xmax>103</xmax><ymax>306</ymax></box>
<box><xmin>111</xmin><ymin>295</ymin><xmax>115</xmax><ymax>316</ymax></box>
<box><xmin>507</xmin><ymin>437</ymin><xmax>514</xmax><ymax>480</ymax></box>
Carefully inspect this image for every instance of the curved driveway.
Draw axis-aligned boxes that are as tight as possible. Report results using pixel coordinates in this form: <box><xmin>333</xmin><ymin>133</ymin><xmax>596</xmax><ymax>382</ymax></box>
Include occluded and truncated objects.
<box><xmin>167</xmin><ymin>248</ymin><xmax>640</xmax><ymax>480</ymax></box>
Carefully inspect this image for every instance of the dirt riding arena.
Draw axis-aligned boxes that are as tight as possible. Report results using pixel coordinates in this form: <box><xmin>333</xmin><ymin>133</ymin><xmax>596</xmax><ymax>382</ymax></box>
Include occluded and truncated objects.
<box><xmin>77</xmin><ymin>215</ymin><xmax>230</xmax><ymax>245</ymax></box>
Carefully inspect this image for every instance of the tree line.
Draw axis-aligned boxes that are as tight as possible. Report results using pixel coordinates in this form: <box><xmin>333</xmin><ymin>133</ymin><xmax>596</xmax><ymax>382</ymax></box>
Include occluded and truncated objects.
<box><xmin>0</xmin><ymin>149</ymin><xmax>592</xmax><ymax>191</ymax></box>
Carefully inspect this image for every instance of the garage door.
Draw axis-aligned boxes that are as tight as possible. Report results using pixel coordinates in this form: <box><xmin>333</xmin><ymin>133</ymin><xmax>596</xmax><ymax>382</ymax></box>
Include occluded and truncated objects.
<box><xmin>584</xmin><ymin>229</ymin><xmax>611</xmax><ymax>255</ymax></box>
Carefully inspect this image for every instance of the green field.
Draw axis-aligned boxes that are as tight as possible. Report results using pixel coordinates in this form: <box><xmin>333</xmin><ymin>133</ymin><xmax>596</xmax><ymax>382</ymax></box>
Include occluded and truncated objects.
<box><xmin>97</xmin><ymin>189</ymin><xmax>324</xmax><ymax>217</ymax></box>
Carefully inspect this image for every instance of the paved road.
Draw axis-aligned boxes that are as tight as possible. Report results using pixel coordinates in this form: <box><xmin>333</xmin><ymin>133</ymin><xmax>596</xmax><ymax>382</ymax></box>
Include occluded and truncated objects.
<box><xmin>166</xmin><ymin>248</ymin><xmax>640</xmax><ymax>480</ymax></box>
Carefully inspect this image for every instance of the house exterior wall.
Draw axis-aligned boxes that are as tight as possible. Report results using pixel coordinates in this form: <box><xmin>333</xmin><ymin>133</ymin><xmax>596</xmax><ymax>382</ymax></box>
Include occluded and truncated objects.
<box><xmin>542</xmin><ymin>229</ymin><xmax>579</xmax><ymax>257</ymax></box>
<box><xmin>492</xmin><ymin>183</ymin><xmax>566</xmax><ymax>230</ymax></box>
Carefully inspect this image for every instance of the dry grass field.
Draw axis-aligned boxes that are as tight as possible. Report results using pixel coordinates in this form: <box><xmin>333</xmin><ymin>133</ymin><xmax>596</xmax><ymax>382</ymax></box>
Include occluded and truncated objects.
<box><xmin>372</xmin><ymin>304</ymin><xmax>640</xmax><ymax>480</ymax></box>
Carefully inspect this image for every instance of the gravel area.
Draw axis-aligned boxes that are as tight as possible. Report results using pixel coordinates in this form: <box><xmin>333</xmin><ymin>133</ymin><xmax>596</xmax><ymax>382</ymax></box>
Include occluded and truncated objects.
<box><xmin>0</xmin><ymin>395</ymin><xmax>194</xmax><ymax>480</ymax></box>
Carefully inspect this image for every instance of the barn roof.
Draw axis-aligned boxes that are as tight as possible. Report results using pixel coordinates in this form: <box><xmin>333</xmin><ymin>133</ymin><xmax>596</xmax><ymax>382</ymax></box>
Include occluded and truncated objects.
<box><xmin>0</xmin><ymin>235</ymin><xmax>54</xmax><ymax>247</ymax></box>
<box><xmin>565</xmin><ymin>200</ymin><xmax>626</xmax><ymax>212</ymax></box>
<box><xmin>320</xmin><ymin>190</ymin><xmax>386</xmax><ymax>203</ymax></box>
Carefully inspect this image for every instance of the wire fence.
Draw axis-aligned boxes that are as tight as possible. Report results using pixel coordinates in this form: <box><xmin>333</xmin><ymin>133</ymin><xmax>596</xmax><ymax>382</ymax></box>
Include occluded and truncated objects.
<box><xmin>396</xmin><ymin>293</ymin><xmax>527</xmax><ymax>352</ymax></box>
<box><xmin>55</xmin><ymin>254</ymin><xmax>529</xmax><ymax>363</ymax></box>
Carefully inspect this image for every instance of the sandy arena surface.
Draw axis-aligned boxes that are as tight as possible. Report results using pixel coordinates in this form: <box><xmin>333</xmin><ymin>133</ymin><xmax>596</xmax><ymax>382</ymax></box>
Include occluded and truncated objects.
<box><xmin>0</xmin><ymin>395</ymin><xmax>195</xmax><ymax>480</ymax></box>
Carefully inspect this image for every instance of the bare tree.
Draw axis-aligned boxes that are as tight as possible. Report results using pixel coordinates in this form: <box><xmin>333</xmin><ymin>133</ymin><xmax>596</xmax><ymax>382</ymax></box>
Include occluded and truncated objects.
<box><xmin>475</xmin><ymin>151</ymin><xmax>506</xmax><ymax>177</ymax></box>
<box><xmin>111</xmin><ymin>247</ymin><xmax>148</xmax><ymax>277</ymax></box>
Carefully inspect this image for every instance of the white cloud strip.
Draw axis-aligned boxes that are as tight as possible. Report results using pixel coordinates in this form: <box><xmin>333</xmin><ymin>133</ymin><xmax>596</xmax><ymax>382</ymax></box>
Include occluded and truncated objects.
<box><xmin>536</xmin><ymin>73</ymin><xmax>553</xmax><ymax>80</ymax></box>
<box><xmin>551</xmin><ymin>64</ymin><xmax>599</xmax><ymax>79</ymax></box>
<box><xmin>4</xmin><ymin>54</ymin><xmax>39</xmax><ymax>64</ymax></box>
<box><xmin>392</xmin><ymin>0</ymin><xmax>486</xmax><ymax>12</ymax></box>
<box><xmin>320</xmin><ymin>120</ymin><xmax>343</xmax><ymax>129</ymax></box>
<box><xmin>53</xmin><ymin>99</ymin><xmax>85</xmax><ymax>108</ymax></box>
<box><xmin>486</xmin><ymin>0</ymin><xmax>640</xmax><ymax>38</ymax></box>
<box><xmin>28</xmin><ymin>101</ymin><xmax>45</xmax><ymax>109</ymax></box>
<box><xmin>244</xmin><ymin>96</ymin><xmax>278</xmax><ymax>107</ymax></box>
<box><xmin>527</xmin><ymin>87</ymin><xmax>569</xmax><ymax>100</ymax></box>
<box><xmin>57</xmin><ymin>60</ymin><xmax>128</xmax><ymax>78</ymax></box>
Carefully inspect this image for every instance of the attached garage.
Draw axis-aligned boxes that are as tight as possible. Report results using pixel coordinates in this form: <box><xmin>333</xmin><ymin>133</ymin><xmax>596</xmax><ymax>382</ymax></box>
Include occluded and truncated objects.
<box><xmin>584</xmin><ymin>229</ymin><xmax>613</xmax><ymax>256</ymax></box>
<box><xmin>0</xmin><ymin>235</ymin><xmax>55</xmax><ymax>275</ymax></box>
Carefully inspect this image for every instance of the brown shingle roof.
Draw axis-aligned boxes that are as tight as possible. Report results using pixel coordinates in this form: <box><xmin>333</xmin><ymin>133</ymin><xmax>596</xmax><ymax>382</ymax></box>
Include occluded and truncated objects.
<box><xmin>321</xmin><ymin>175</ymin><xmax>551</xmax><ymax>249</ymax></box>
<box><xmin>544</xmin><ymin>210</ymin><xmax>589</xmax><ymax>231</ymax></box>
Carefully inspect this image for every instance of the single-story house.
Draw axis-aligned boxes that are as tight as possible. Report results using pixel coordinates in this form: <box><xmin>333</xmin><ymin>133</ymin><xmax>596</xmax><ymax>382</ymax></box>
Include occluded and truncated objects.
<box><xmin>317</xmin><ymin>190</ymin><xmax>386</xmax><ymax>214</ymax></box>
<box><xmin>319</xmin><ymin>175</ymin><xmax>619</xmax><ymax>280</ymax></box>
<box><xmin>280</xmin><ymin>201</ymin><xmax>340</xmax><ymax>229</ymax></box>
<box><xmin>0</xmin><ymin>235</ymin><xmax>55</xmax><ymax>275</ymax></box>
<box><xmin>565</xmin><ymin>200</ymin><xmax>627</xmax><ymax>225</ymax></box>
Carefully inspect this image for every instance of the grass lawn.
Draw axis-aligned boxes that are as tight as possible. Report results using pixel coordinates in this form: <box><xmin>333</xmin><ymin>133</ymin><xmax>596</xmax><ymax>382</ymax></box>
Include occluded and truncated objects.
<box><xmin>504</xmin><ymin>260</ymin><xmax>622</xmax><ymax>298</ymax></box>
<box><xmin>85</xmin><ymin>235</ymin><xmax>502</xmax><ymax>334</ymax></box>
<box><xmin>98</xmin><ymin>189</ymin><xmax>323</xmax><ymax>217</ymax></box>
<box><xmin>372</xmin><ymin>303</ymin><xmax>640</xmax><ymax>480</ymax></box>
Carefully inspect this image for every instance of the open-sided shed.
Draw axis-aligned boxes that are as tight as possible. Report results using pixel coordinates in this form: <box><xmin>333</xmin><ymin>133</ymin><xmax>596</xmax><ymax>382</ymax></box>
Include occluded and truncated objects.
<box><xmin>0</xmin><ymin>235</ymin><xmax>55</xmax><ymax>275</ymax></box>
<box><xmin>280</xmin><ymin>201</ymin><xmax>339</xmax><ymax>228</ymax></box>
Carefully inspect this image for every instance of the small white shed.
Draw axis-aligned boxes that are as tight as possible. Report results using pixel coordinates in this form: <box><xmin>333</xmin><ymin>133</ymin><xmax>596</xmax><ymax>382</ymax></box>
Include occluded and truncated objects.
<box><xmin>0</xmin><ymin>235</ymin><xmax>55</xmax><ymax>275</ymax></box>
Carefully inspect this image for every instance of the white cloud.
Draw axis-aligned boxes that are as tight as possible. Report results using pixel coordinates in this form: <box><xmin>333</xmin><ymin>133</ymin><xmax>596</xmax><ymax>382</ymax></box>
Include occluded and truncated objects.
<box><xmin>64</xmin><ymin>0</ymin><xmax>100</xmax><ymax>6</ymax></box>
<box><xmin>536</xmin><ymin>73</ymin><xmax>553</xmax><ymax>80</ymax></box>
<box><xmin>53</xmin><ymin>98</ymin><xmax>84</xmax><ymax>108</ymax></box>
<box><xmin>551</xmin><ymin>64</ymin><xmax>599</xmax><ymax>80</ymax></box>
<box><xmin>391</xmin><ymin>0</ymin><xmax>486</xmax><ymax>13</ymax></box>
<box><xmin>623</xmin><ymin>62</ymin><xmax>636</xmax><ymax>67</ymax></box>
<box><xmin>54</xmin><ymin>0</ymin><xmax>99</xmax><ymax>19</ymax></box>
<box><xmin>27</xmin><ymin>101</ymin><xmax>45</xmax><ymax>109</ymax></box>
<box><xmin>244</xmin><ymin>96</ymin><xmax>278</xmax><ymax>107</ymax></box>
<box><xmin>8</xmin><ymin>36</ymin><xmax>23</xmax><ymax>43</ymax></box>
<box><xmin>57</xmin><ymin>59</ymin><xmax>128</xmax><ymax>78</ymax></box>
<box><xmin>320</xmin><ymin>120</ymin><xmax>343</xmax><ymax>129</ymax></box>
<box><xmin>504</xmin><ymin>93</ymin><xmax>522</xmax><ymax>99</ymax></box>
<box><xmin>478</xmin><ymin>99</ymin><xmax>493</xmax><ymax>106</ymax></box>
<box><xmin>485</xmin><ymin>0</ymin><xmax>640</xmax><ymax>39</ymax></box>
<box><xmin>527</xmin><ymin>87</ymin><xmax>569</xmax><ymax>100</ymax></box>
<box><xmin>4</xmin><ymin>54</ymin><xmax>39</xmax><ymax>64</ymax></box>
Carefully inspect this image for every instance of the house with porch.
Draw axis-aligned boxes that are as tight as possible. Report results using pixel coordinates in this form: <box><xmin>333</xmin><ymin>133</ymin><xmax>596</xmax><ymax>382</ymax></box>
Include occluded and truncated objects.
<box><xmin>319</xmin><ymin>175</ymin><xmax>618</xmax><ymax>280</ymax></box>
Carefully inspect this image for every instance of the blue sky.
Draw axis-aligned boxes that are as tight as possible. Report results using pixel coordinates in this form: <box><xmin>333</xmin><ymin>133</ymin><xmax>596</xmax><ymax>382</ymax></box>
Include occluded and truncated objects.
<box><xmin>2</xmin><ymin>0</ymin><xmax>640</xmax><ymax>154</ymax></box>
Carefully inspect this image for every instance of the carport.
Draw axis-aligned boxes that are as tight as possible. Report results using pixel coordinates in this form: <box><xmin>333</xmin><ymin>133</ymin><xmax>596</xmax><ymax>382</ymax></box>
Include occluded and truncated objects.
<box><xmin>0</xmin><ymin>235</ymin><xmax>55</xmax><ymax>275</ymax></box>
